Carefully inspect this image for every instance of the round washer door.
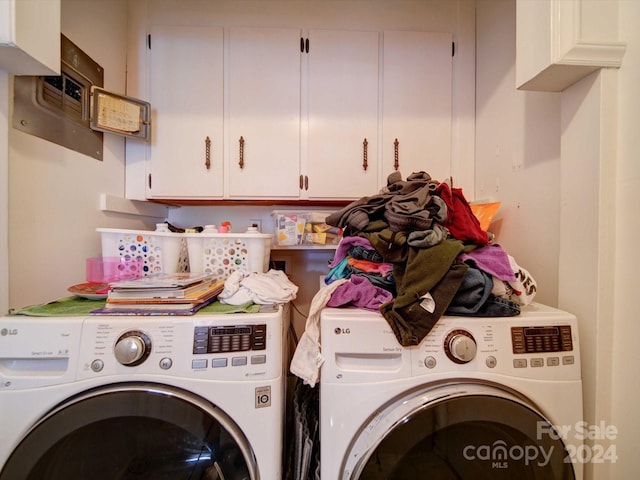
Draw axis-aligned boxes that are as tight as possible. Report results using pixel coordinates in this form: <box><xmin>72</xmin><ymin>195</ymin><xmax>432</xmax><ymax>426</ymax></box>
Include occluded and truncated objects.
<box><xmin>0</xmin><ymin>383</ymin><xmax>257</xmax><ymax>480</ymax></box>
<box><xmin>344</xmin><ymin>383</ymin><xmax>577</xmax><ymax>480</ymax></box>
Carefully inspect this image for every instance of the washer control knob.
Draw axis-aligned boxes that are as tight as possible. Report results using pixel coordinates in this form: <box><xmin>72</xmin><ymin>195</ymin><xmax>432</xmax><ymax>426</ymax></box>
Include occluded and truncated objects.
<box><xmin>114</xmin><ymin>331</ymin><xmax>151</xmax><ymax>366</ymax></box>
<box><xmin>445</xmin><ymin>330</ymin><xmax>477</xmax><ymax>364</ymax></box>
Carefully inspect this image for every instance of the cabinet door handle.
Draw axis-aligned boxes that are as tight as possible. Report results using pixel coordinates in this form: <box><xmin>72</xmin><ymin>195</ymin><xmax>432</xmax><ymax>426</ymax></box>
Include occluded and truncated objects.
<box><xmin>299</xmin><ymin>174</ymin><xmax>304</xmax><ymax>189</ymax></box>
<box><xmin>239</xmin><ymin>136</ymin><xmax>245</xmax><ymax>169</ymax></box>
<box><xmin>205</xmin><ymin>136</ymin><xmax>211</xmax><ymax>170</ymax></box>
<box><xmin>304</xmin><ymin>175</ymin><xmax>309</xmax><ymax>190</ymax></box>
<box><xmin>362</xmin><ymin>138</ymin><xmax>368</xmax><ymax>171</ymax></box>
<box><xmin>394</xmin><ymin>138</ymin><xmax>399</xmax><ymax>171</ymax></box>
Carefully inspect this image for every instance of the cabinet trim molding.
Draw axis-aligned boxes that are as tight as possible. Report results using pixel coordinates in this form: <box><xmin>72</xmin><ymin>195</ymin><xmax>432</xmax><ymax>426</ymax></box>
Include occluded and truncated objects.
<box><xmin>556</xmin><ymin>41</ymin><xmax>626</xmax><ymax>67</ymax></box>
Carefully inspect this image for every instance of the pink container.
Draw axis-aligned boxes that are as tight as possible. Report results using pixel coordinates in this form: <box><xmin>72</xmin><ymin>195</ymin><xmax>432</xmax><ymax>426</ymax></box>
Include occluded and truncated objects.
<box><xmin>86</xmin><ymin>257</ymin><xmax>142</xmax><ymax>284</ymax></box>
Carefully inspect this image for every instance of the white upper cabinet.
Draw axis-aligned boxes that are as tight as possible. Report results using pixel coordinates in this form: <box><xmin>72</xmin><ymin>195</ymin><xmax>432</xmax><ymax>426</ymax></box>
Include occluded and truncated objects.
<box><xmin>227</xmin><ymin>27</ymin><xmax>302</xmax><ymax>199</ymax></box>
<box><xmin>127</xmin><ymin>1</ymin><xmax>473</xmax><ymax>202</ymax></box>
<box><xmin>143</xmin><ymin>26</ymin><xmax>453</xmax><ymax>201</ymax></box>
<box><xmin>516</xmin><ymin>0</ymin><xmax>626</xmax><ymax>92</ymax></box>
<box><xmin>0</xmin><ymin>0</ymin><xmax>60</xmax><ymax>75</ymax></box>
<box><xmin>381</xmin><ymin>31</ymin><xmax>453</xmax><ymax>184</ymax></box>
<box><xmin>147</xmin><ymin>25</ymin><xmax>224</xmax><ymax>199</ymax></box>
<box><xmin>305</xmin><ymin>29</ymin><xmax>380</xmax><ymax>200</ymax></box>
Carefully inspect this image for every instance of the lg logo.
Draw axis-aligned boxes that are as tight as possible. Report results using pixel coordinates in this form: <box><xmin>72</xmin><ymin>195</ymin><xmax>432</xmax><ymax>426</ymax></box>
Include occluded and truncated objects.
<box><xmin>1</xmin><ymin>328</ymin><xmax>17</xmax><ymax>336</ymax></box>
<box><xmin>334</xmin><ymin>327</ymin><xmax>351</xmax><ymax>335</ymax></box>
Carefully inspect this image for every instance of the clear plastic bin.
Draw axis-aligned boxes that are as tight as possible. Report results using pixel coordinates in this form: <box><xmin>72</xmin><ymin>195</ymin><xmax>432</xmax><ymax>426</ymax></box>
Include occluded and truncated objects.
<box><xmin>271</xmin><ymin>210</ymin><xmax>341</xmax><ymax>246</ymax></box>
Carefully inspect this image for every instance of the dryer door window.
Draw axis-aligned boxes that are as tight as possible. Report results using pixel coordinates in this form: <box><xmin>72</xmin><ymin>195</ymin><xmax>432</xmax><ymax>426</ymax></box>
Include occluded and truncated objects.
<box><xmin>0</xmin><ymin>383</ymin><xmax>257</xmax><ymax>480</ymax></box>
<box><xmin>347</xmin><ymin>385</ymin><xmax>576</xmax><ymax>479</ymax></box>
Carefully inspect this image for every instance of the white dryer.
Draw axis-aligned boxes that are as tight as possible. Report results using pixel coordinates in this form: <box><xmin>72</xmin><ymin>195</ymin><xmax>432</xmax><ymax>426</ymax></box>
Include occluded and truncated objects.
<box><xmin>320</xmin><ymin>303</ymin><xmax>584</xmax><ymax>479</ymax></box>
<box><xmin>0</xmin><ymin>307</ymin><xmax>287</xmax><ymax>480</ymax></box>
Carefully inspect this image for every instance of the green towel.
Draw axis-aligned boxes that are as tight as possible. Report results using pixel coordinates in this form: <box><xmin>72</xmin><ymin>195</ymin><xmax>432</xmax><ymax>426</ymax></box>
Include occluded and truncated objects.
<box><xmin>11</xmin><ymin>296</ymin><xmax>105</xmax><ymax>316</ymax></box>
<box><xmin>197</xmin><ymin>301</ymin><xmax>261</xmax><ymax>314</ymax></box>
<box><xmin>11</xmin><ymin>297</ymin><xmax>261</xmax><ymax>316</ymax></box>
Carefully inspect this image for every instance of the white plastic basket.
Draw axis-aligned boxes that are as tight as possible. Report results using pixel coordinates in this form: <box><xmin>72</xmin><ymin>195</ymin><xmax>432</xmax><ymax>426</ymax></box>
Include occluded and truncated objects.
<box><xmin>185</xmin><ymin>232</ymin><xmax>272</xmax><ymax>280</ymax></box>
<box><xmin>97</xmin><ymin>228</ymin><xmax>272</xmax><ymax>280</ymax></box>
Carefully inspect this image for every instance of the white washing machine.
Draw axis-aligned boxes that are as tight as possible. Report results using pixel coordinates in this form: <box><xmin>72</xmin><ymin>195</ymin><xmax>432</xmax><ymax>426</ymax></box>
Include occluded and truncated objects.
<box><xmin>320</xmin><ymin>303</ymin><xmax>584</xmax><ymax>480</ymax></box>
<box><xmin>0</xmin><ymin>306</ymin><xmax>287</xmax><ymax>479</ymax></box>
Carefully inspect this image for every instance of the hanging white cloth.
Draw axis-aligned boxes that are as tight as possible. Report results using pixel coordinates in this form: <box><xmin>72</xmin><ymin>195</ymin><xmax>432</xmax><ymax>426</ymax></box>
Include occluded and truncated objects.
<box><xmin>290</xmin><ymin>279</ymin><xmax>348</xmax><ymax>387</ymax></box>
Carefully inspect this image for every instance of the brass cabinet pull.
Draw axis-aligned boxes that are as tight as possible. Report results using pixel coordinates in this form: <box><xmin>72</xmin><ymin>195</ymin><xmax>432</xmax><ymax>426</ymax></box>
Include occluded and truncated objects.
<box><xmin>205</xmin><ymin>136</ymin><xmax>211</xmax><ymax>170</ymax></box>
<box><xmin>239</xmin><ymin>136</ymin><xmax>245</xmax><ymax>169</ymax></box>
<box><xmin>362</xmin><ymin>138</ymin><xmax>368</xmax><ymax>171</ymax></box>
<box><xmin>394</xmin><ymin>138</ymin><xmax>399</xmax><ymax>171</ymax></box>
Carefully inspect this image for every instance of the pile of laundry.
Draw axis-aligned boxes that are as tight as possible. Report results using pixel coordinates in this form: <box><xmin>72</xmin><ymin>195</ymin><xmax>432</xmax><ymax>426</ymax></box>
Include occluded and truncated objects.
<box><xmin>323</xmin><ymin>171</ymin><xmax>537</xmax><ymax>347</ymax></box>
<box><xmin>289</xmin><ymin>171</ymin><xmax>538</xmax><ymax>386</ymax></box>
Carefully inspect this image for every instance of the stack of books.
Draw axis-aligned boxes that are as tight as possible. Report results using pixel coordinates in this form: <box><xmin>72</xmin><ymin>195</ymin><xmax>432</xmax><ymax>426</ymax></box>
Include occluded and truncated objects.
<box><xmin>91</xmin><ymin>272</ymin><xmax>224</xmax><ymax>315</ymax></box>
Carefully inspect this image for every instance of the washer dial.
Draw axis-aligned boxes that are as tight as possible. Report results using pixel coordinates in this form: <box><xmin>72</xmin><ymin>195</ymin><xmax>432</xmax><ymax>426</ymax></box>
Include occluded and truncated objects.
<box><xmin>444</xmin><ymin>329</ymin><xmax>477</xmax><ymax>364</ymax></box>
<box><xmin>114</xmin><ymin>330</ymin><xmax>152</xmax><ymax>366</ymax></box>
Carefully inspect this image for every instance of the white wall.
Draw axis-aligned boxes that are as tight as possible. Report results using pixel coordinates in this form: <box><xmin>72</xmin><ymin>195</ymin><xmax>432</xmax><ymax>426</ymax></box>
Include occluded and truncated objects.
<box><xmin>475</xmin><ymin>1</ymin><xmax>561</xmax><ymax>306</ymax></box>
<box><xmin>610</xmin><ymin>0</ymin><xmax>640</xmax><ymax>477</ymax></box>
<box><xmin>559</xmin><ymin>69</ymin><xmax>617</xmax><ymax>480</ymax></box>
<box><xmin>6</xmin><ymin>0</ymin><xmax>165</xmax><ymax>310</ymax></box>
<box><xmin>554</xmin><ymin>1</ymin><xmax>640</xmax><ymax>476</ymax></box>
<box><xmin>1</xmin><ymin>71</ymin><xmax>8</xmax><ymax>315</ymax></box>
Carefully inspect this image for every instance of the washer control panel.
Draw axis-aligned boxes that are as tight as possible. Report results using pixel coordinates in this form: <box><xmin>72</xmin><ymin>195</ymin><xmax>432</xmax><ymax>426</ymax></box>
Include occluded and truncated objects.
<box><xmin>511</xmin><ymin>325</ymin><xmax>573</xmax><ymax>354</ymax></box>
<box><xmin>411</xmin><ymin>310</ymin><xmax>580</xmax><ymax>381</ymax></box>
<box><xmin>0</xmin><ymin>309</ymin><xmax>284</xmax><ymax>387</ymax></box>
<box><xmin>193</xmin><ymin>324</ymin><xmax>267</xmax><ymax>355</ymax></box>
<box><xmin>320</xmin><ymin>304</ymin><xmax>580</xmax><ymax>384</ymax></box>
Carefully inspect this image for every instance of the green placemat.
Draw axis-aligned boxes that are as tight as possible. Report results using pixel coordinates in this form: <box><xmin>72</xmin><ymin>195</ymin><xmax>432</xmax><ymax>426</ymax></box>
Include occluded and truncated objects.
<box><xmin>11</xmin><ymin>297</ymin><xmax>261</xmax><ymax>316</ymax></box>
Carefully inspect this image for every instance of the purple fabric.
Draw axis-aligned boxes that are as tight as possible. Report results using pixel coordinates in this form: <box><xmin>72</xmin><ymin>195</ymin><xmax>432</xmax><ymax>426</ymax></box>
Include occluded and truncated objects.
<box><xmin>327</xmin><ymin>275</ymin><xmax>393</xmax><ymax>310</ymax></box>
<box><xmin>457</xmin><ymin>244</ymin><xmax>516</xmax><ymax>281</ymax></box>
<box><xmin>329</xmin><ymin>236</ymin><xmax>375</xmax><ymax>268</ymax></box>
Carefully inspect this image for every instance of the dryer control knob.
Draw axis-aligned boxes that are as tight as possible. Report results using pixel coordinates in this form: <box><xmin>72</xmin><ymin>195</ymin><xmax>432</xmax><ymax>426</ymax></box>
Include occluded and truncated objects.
<box><xmin>445</xmin><ymin>330</ymin><xmax>477</xmax><ymax>364</ymax></box>
<box><xmin>114</xmin><ymin>331</ymin><xmax>151</xmax><ymax>366</ymax></box>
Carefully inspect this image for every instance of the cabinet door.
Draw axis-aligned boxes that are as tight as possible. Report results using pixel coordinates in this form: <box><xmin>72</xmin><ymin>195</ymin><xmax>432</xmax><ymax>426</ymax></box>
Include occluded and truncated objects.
<box><xmin>382</xmin><ymin>31</ymin><xmax>452</xmax><ymax>184</ymax></box>
<box><xmin>515</xmin><ymin>0</ymin><xmax>625</xmax><ymax>92</ymax></box>
<box><xmin>148</xmin><ymin>25</ymin><xmax>224</xmax><ymax>199</ymax></box>
<box><xmin>227</xmin><ymin>27</ymin><xmax>301</xmax><ymax>199</ymax></box>
<box><xmin>306</xmin><ymin>29</ymin><xmax>379</xmax><ymax>200</ymax></box>
<box><xmin>0</xmin><ymin>0</ymin><xmax>60</xmax><ymax>75</ymax></box>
